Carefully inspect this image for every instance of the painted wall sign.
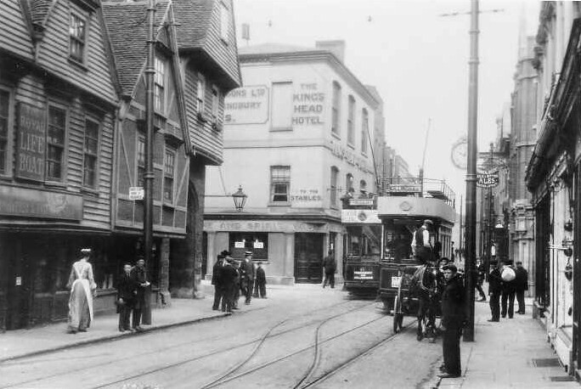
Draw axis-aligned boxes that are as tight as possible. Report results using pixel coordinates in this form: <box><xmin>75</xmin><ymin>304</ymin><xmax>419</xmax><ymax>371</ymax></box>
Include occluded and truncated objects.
<box><xmin>0</xmin><ymin>186</ymin><xmax>83</xmax><ymax>220</ymax></box>
<box><xmin>290</xmin><ymin>189</ymin><xmax>322</xmax><ymax>204</ymax></box>
<box><xmin>329</xmin><ymin>140</ymin><xmax>371</xmax><ymax>173</ymax></box>
<box><xmin>224</xmin><ymin>85</ymin><xmax>269</xmax><ymax>124</ymax></box>
<box><xmin>292</xmin><ymin>83</ymin><xmax>324</xmax><ymax>126</ymax></box>
<box><xmin>16</xmin><ymin>103</ymin><xmax>46</xmax><ymax>181</ymax></box>
<box><xmin>341</xmin><ymin>209</ymin><xmax>381</xmax><ymax>224</ymax></box>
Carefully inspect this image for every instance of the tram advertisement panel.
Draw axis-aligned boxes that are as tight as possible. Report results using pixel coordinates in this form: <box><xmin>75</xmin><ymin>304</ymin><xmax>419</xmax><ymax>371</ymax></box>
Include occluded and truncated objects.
<box><xmin>341</xmin><ymin>209</ymin><xmax>380</xmax><ymax>224</ymax></box>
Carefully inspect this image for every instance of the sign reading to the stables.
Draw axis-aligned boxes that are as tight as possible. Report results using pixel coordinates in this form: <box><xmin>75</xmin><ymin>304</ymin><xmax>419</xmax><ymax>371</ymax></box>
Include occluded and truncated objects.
<box><xmin>0</xmin><ymin>186</ymin><xmax>83</xmax><ymax>220</ymax></box>
<box><xmin>224</xmin><ymin>85</ymin><xmax>269</xmax><ymax>124</ymax></box>
<box><xmin>16</xmin><ymin>103</ymin><xmax>46</xmax><ymax>181</ymax></box>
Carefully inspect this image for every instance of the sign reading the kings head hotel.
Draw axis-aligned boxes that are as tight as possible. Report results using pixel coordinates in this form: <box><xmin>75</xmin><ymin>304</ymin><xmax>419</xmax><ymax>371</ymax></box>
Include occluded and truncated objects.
<box><xmin>17</xmin><ymin>103</ymin><xmax>46</xmax><ymax>181</ymax></box>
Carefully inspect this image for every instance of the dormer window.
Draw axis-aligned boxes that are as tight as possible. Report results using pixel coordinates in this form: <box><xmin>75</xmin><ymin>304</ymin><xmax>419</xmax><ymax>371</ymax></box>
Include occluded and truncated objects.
<box><xmin>69</xmin><ymin>14</ymin><xmax>86</xmax><ymax>63</ymax></box>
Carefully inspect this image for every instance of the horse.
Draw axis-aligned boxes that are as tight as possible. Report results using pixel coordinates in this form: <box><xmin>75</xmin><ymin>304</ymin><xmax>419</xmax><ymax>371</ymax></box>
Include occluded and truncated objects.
<box><xmin>408</xmin><ymin>263</ymin><xmax>444</xmax><ymax>342</ymax></box>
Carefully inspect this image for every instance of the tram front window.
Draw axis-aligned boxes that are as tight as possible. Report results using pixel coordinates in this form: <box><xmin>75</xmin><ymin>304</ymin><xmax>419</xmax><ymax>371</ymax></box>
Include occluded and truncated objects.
<box><xmin>346</xmin><ymin>225</ymin><xmax>381</xmax><ymax>260</ymax></box>
<box><xmin>383</xmin><ymin>224</ymin><xmax>414</xmax><ymax>262</ymax></box>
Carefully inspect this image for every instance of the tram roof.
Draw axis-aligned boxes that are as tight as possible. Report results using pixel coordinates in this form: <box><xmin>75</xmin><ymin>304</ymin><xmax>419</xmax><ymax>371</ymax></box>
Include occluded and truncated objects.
<box><xmin>376</xmin><ymin>196</ymin><xmax>456</xmax><ymax>226</ymax></box>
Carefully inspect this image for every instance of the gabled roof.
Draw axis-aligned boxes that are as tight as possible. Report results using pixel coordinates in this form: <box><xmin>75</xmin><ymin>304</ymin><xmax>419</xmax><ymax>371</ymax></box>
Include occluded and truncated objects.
<box><xmin>173</xmin><ymin>0</ymin><xmax>241</xmax><ymax>89</ymax></box>
<box><xmin>102</xmin><ymin>1</ymin><xmax>168</xmax><ymax>97</ymax></box>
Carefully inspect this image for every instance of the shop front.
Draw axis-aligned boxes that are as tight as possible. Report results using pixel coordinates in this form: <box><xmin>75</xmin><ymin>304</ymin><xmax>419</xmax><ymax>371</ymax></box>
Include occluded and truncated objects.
<box><xmin>204</xmin><ymin>217</ymin><xmax>343</xmax><ymax>285</ymax></box>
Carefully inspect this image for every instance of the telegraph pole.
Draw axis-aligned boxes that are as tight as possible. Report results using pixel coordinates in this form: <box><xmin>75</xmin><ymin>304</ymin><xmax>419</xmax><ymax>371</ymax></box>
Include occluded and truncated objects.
<box><xmin>144</xmin><ymin>0</ymin><xmax>156</xmax><ymax>277</ymax></box>
<box><xmin>463</xmin><ymin>0</ymin><xmax>479</xmax><ymax>342</ymax></box>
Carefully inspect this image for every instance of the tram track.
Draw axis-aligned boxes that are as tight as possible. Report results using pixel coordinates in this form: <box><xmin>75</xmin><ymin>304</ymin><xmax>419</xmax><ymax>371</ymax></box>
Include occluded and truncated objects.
<box><xmin>0</xmin><ymin>300</ymin><xmax>363</xmax><ymax>389</ymax></box>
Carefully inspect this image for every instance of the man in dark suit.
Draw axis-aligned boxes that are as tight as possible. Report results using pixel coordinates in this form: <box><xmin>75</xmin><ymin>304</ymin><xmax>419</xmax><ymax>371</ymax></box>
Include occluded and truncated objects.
<box><xmin>116</xmin><ymin>263</ymin><xmax>137</xmax><ymax>332</ymax></box>
<box><xmin>220</xmin><ymin>255</ymin><xmax>238</xmax><ymax>314</ymax></box>
<box><xmin>514</xmin><ymin>261</ymin><xmax>529</xmax><ymax>314</ymax></box>
<box><xmin>240</xmin><ymin>251</ymin><xmax>255</xmax><ymax>305</ymax></box>
<box><xmin>212</xmin><ymin>252</ymin><xmax>226</xmax><ymax>310</ymax></box>
<box><xmin>322</xmin><ymin>250</ymin><xmax>337</xmax><ymax>288</ymax></box>
<box><xmin>488</xmin><ymin>261</ymin><xmax>502</xmax><ymax>322</ymax></box>
<box><xmin>130</xmin><ymin>257</ymin><xmax>150</xmax><ymax>331</ymax></box>
<box><xmin>500</xmin><ymin>260</ymin><xmax>516</xmax><ymax>319</ymax></box>
<box><xmin>438</xmin><ymin>264</ymin><xmax>465</xmax><ymax>379</ymax></box>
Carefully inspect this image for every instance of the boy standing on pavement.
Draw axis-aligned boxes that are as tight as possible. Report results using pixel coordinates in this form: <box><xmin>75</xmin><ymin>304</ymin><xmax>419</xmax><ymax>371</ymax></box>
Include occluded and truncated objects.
<box><xmin>488</xmin><ymin>261</ymin><xmax>502</xmax><ymax>322</ymax></box>
<box><xmin>514</xmin><ymin>261</ymin><xmax>529</xmax><ymax>314</ymax></box>
<box><xmin>116</xmin><ymin>263</ymin><xmax>137</xmax><ymax>332</ymax></box>
<box><xmin>438</xmin><ymin>264</ymin><xmax>465</xmax><ymax>379</ymax></box>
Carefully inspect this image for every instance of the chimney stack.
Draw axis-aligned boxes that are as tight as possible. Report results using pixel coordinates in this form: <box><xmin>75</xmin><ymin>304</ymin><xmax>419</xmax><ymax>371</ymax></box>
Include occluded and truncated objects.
<box><xmin>315</xmin><ymin>40</ymin><xmax>345</xmax><ymax>63</ymax></box>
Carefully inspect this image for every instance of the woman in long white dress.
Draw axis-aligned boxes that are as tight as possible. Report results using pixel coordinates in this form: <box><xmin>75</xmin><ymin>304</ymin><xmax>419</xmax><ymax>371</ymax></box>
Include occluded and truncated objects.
<box><xmin>67</xmin><ymin>248</ymin><xmax>97</xmax><ymax>333</ymax></box>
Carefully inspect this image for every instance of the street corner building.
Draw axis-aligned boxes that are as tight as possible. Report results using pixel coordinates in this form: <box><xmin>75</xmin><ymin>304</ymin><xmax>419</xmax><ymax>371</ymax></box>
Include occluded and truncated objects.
<box><xmin>0</xmin><ymin>0</ymin><xmax>240</xmax><ymax>330</ymax></box>
<box><xmin>204</xmin><ymin>41</ymin><xmax>386</xmax><ymax>285</ymax></box>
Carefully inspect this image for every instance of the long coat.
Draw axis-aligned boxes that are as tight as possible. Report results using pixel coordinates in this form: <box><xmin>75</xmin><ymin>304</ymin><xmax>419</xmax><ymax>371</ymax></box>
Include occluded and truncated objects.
<box><xmin>441</xmin><ymin>275</ymin><xmax>465</xmax><ymax>329</ymax></box>
<box><xmin>240</xmin><ymin>259</ymin><xmax>255</xmax><ymax>281</ymax></box>
<box><xmin>514</xmin><ymin>267</ymin><xmax>528</xmax><ymax>292</ymax></box>
<box><xmin>116</xmin><ymin>272</ymin><xmax>137</xmax><ymax>303</ymax></box>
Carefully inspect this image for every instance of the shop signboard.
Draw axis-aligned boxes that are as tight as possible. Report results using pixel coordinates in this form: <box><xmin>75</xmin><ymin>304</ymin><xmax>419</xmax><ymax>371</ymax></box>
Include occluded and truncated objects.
<box><xmin>476</xmin><ymin>173</ymin><xmax>499</xmax><ymax>188</ymax></box>
<box><xmin>16</xmin><ymin>103</ymin><xmax>46</xmax><ymax>182</ymax></box>
<box><xmin>0</xmin><ymin>186</ymin><xmax>83</xmax><ymax>220</ymax></box>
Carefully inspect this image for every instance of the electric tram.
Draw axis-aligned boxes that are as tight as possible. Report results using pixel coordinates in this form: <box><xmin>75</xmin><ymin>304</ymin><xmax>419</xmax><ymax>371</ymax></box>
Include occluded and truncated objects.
<box><xmin>376</xmin><ymin>180</ymin><xmax>456</xmax><ymax>331</ymax></box>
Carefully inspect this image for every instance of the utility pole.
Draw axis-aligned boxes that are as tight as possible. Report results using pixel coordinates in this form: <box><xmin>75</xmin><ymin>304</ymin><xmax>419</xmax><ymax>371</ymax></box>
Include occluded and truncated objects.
<box><xmin>144</xmin><ymin>0</ymin><xmax>156</xmax><ymax>290</ymax></box>
<box><xmin>461</xmin><ymin>0</ymin><xmax>479</xmax><ymax>343</ymax></box>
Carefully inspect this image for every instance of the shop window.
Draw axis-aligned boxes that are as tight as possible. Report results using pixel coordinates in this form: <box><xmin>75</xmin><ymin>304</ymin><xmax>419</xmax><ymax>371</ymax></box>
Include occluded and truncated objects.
<box><xmin>345</xmin><ymin>173</ymin><xmax>354</xmax><ymax>194</ymax></box>
<box><xmin>361</xmin><ymin>108</ymin><xmax>369</xmax><ymax>154</ymax></box>
<box><xmin>69</xmin><ymin>13</ymin><xmax>87</xmax><ymax>63</ymax></box>
<box><xmin>212</xmin><ymin>85</ymin><xmax>220</xmax><ymax>122</ymax></box>
<box><xmin>47</xmin><ymin>105</ymin><xmax>66</xmax><ymax>181</ymax></box>
<box><xmin>0</xmin><ymin>89</ymin><xmax>9</xmax><ymax>175</ymax></box>
<box><xmin>271</xmin><ymin>165</ymin><xmax>290</xmax><ymax>202</ymax></box>
<box><xmin>347</xmin><ymin>95</ymin><xmax>355</xmax><ymax>146</ymax></box>
<box><xmin>83</xmin><ymin>118</ymin><xmax>99</xmax><ymax>188</ymax></box>
<box><xmin>154</xmin><ymin>56</ymin><xmax>166</xmax><ymax>113</ymax></box>
<box><xmin>137</xmin><ymin>136</ymin><xmax>145</xmax><ymax>187</ymax></box>
<box><xmin>332</xmin><ymin>81</ymin><xmax>341</xmax><ymax>136</ymax></box>
<box><xmin>163</xmin><ymin>148</ymin><xmax>175</xmax><ymax>203</ymax></box>
<box><xmin>271</xmin><ymin>82</ymin><xmax>293</xmax><ymax>130</ymax></box>
<box><xmin>229</xmin><ymin>232</ymin><xmax>268</xmax><ymax>260</ymax></box>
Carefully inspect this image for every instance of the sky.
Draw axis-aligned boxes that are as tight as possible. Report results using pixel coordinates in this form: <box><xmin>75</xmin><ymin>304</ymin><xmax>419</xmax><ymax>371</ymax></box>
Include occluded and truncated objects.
<box><xmin>232</xmin><ymin>0</ymin><xmax>540</xmax><ymax>199</ymax></box>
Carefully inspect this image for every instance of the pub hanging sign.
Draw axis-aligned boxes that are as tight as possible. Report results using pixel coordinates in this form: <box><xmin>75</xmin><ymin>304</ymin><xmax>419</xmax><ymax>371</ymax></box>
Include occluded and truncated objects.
<box><xmin>16</xmin><ymin>103</ymin><xmax>46</xmax><ymax>182</ymax></box>
<box><xmin>476</xmin><ymin>173</ymin><xmax>499</xmax><ymax>188</ymax></box>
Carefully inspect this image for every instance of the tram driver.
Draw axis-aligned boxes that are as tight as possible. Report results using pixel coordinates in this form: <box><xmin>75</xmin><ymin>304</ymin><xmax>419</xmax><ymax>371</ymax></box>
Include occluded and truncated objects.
<box><xmin>412</xmin><ymin>219</ymin><xmax>434</xmax><ymax>265</ymax></box>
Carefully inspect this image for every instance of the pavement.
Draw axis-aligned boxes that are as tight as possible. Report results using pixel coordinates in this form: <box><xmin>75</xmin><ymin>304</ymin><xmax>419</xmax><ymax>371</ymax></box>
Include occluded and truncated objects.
<box><xmin>431</xmin><ymin>297</ymin><xmax>579</xmax><ymax>389</ymax></box>
<box><xmin>1</xmin><ymin>282</ymin><xmax>579</xmax><ymax>388</ymax></box>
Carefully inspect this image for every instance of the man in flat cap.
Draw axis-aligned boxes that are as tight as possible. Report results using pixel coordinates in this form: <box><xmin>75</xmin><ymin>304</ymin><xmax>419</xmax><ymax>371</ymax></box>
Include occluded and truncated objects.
<box><xmin>211</xmin><ymin>251</ymin><xmax>227</xmax><ymax>310</ymax></box>
<box><xmin>412</xmin><ymin>220</ymin><xmax>434</xmax><ymax>264</ymax></box>
<box><xmin>439</xmin><ymin>263</ymin><xmax>465</xmax><ymax>378</ymax></box>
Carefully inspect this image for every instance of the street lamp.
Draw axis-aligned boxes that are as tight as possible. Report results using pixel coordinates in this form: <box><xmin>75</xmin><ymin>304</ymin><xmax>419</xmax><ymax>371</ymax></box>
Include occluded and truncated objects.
<box><xmin>232</xmin><ymin>185</ymin><xmax>248</xmax><ymax>212</ymax></box>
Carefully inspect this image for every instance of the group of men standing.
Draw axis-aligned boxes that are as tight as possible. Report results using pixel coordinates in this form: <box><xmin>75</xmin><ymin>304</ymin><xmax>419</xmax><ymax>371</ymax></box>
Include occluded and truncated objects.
<box><xmin>211</xmin><ymin>250</ymin><xmax>267</xmax><ymax>314</ymax></box>
<box><xmin>116</xmin><ymin>257</ymin><xmax>151</xmax><ymax>332</ymax></box>
<box><xmin>487</xmin><ymin>260</ymin><xmax>529</xmax><ymax>321</ymax></box>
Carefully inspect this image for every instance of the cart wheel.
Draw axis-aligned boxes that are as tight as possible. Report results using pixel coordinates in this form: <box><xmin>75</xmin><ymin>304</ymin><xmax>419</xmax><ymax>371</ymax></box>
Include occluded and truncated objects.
<box><xmin>393</xmin><ymin>296</ymin><xmax>403</xmax><ymax>333</ymax></box>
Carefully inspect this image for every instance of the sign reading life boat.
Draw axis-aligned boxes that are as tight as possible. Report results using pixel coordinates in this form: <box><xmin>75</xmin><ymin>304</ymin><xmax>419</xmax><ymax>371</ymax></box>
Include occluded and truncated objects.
<box><xmin>476</xmin><ymin>173</ymin><xmax>499</xmax><ymax>188</ymax></box>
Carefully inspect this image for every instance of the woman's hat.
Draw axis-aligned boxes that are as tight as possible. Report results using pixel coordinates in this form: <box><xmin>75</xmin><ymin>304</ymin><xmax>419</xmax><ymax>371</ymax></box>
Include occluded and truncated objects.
<box><xmin>80</xmin><ymin>248</ymin><xmax>91</xmax><ymax>255</ymax></box>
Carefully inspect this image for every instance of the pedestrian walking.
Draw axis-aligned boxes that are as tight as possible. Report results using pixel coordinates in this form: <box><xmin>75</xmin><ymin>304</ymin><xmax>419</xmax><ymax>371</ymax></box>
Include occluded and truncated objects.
<box><xmin>500</xmin><ymin>260</ymin><xmax>516</xmax><ymax>319</ymax></box>
<box><xmin>130</xmin><ymin>257</ymin><xmax>150</xmax><ymax>332</ymax></box>
<box><xmin>514</xmin><ymin>261</ymin><xmax>529</xmax><ymax>314</ymax></box>
<box><xmin>488</xmin><ymin>261</ymin><xmax>502</xmax><ymax>322</ymax></box>
<box><xmin>322</xmin><ymin>250</ymin><xmax>336</xmax><ymax>288</ymax></box>
<box><xmin>438</xmin><ymin>263</ymin><xmax>465</xmax><ymax>379</ymax></box>
<box><xmin>232</xmin><ymin>259</ymin><xmax>241</xmax><ymax>309</ymax></box>
<box><xmin>255</xmin><ymin>262</ymin><xmax>267</xmax><ymax>298</ymax></box>
<box><xmin>412</xmin><ymin>220</ymin><xmax>434</xmax><ymax>264</ymax></box>
<box><xmin>212</xmin><ymin>252</ymin><xmax>226</xmax><ymax>310</ymax></box>
<box><xmin>240</xmin><ymin>251</ymin><xmax>255</xmax><ymax>305</ymax></box>
<box><xmin>220</xmin><ymin>254</ymin><xmax>238</xmax><ymax>314</ymax></box>
<box><xmin>474</xmin><ymin>260</ymin><xmax>486</xmax><ymax>302</ymax></box>
<box><xmin>66</xmin><ymin>248</ymin><xmax>97</xmax><ymax>334</ymax></box>
<box><xmin>116</xmin><ymin>263</ymin><xmax>137</xmax><ymax>332</ymax></box>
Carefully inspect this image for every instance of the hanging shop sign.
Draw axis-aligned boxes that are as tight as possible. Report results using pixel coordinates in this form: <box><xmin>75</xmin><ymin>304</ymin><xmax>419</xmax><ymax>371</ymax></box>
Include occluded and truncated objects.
<box><xmin>476</xmin><ymin>173</ymin><xmax>499</xmax><ymax>188</ymax></box>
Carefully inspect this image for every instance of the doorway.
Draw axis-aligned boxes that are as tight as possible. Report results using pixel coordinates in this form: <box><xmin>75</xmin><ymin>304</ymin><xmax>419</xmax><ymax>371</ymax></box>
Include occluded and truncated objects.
<box><xmin>294</xmin><ymin>233</ymin><xmax>324</xmax><ymax>283</ymax></box>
